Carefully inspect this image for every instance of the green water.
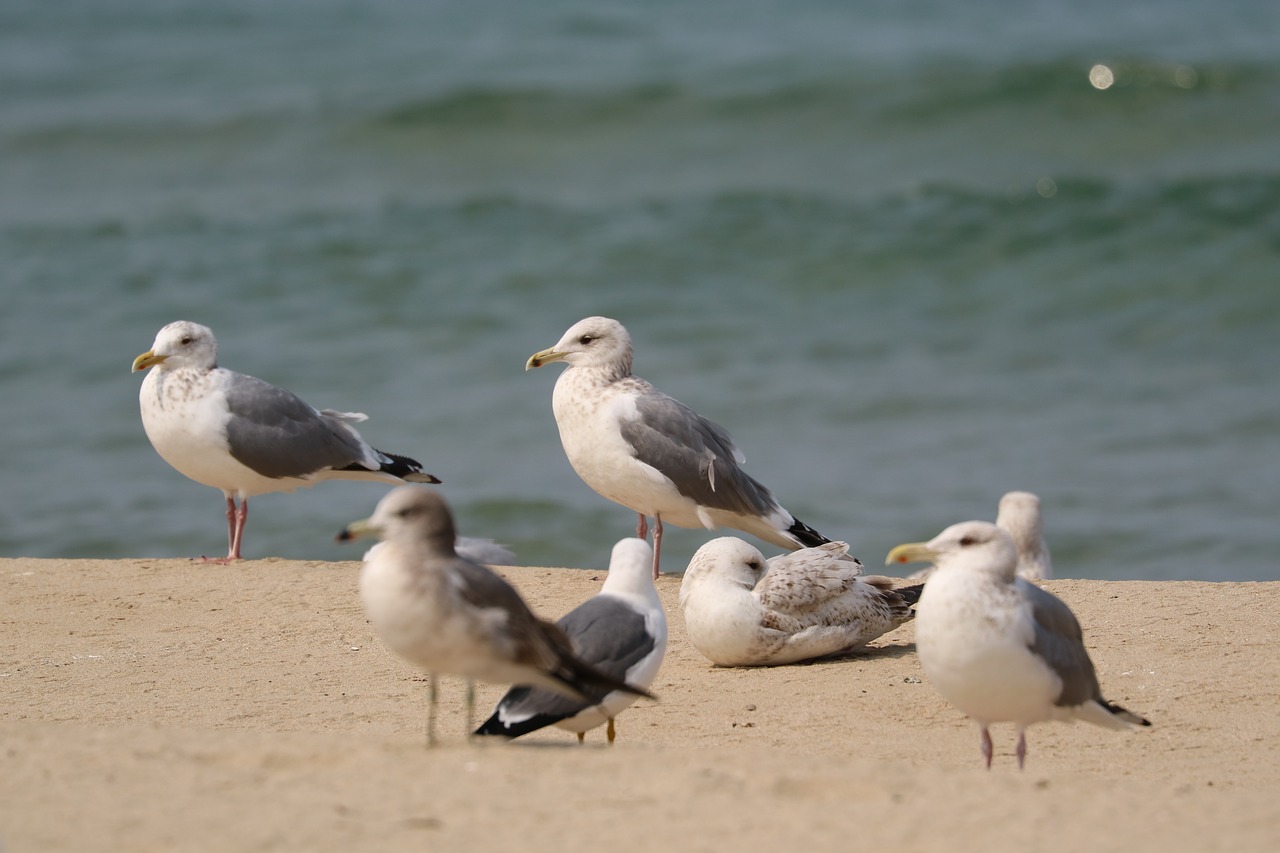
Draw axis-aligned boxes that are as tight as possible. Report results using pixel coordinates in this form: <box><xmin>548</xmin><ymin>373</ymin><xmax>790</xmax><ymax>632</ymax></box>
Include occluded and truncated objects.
<box><xmin>3</xmin><ymin>0</ymin><xmax>1277</xmax><ymax>579</ymax></box>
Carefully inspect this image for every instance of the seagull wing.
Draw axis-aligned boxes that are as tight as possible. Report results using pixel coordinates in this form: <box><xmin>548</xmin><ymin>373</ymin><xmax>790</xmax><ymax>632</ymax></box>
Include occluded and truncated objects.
<box><xmin>222</xmin><ymin>373</ymin><xmax>377</xmax><ymax>478</ymax></box>
<box><xmin>618</xmin><ymin>390</ymin><xmax>778</xmax><ymax>516</ymax></box>
<box><xmin>1020</xmin><ymin>579</ymin><xmax>1105</xmax><ymax>707</ymax></box>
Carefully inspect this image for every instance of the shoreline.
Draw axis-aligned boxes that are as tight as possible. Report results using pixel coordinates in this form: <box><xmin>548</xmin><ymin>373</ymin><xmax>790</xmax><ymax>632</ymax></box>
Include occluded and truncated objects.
<box><xmin>3</xmin><ymin>558</ymin><xmax>1278</xmax><ymax>851</ymax></box>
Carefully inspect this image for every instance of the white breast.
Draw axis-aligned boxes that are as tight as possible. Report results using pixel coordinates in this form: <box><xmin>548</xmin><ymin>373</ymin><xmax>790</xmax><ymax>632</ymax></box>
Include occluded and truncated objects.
<box><xmin>914</xmin><ymin>569</ymin><xmax>1061</xmax><ymax>726</ymax></box>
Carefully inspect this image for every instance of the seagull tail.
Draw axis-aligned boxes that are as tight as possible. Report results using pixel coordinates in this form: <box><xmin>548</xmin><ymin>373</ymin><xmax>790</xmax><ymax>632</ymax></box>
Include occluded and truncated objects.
<box><xmin>861</xmin><ymin>577</ymin><xmax>923</xmax><ymax>620</ymax></box>
<box><xmin>362</xmin><ymin>449</ymin><xmax>442</xmax><ymax>484</ymax></box>
<box><xmin>893</xmin><ymin>582</ymin><xmax>926</xmax><ymax>607</ymax></box>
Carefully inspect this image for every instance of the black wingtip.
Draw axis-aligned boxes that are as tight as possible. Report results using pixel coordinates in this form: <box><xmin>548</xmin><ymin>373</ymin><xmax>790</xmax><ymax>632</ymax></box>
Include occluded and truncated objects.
<box><xmin>1103</xmin><ymin>699</ymin><xmax>1153</xmax><ymax>728</ymax></box>
<box><xmin>473</xmin><ymin>711</ymin><xmax>526</xmax><ymax>739</ymax></box>
<box><xmin>894</xmin><ymin>582</ymin><xmax>926</xmax><ymax>607</ymax></box>
<box><xmin>474</xmin><ymin>709</ymin><xmax>573</xmax><ymax>740</ymax></box>
<box><xmin>370</xmin><ymin>449</ymin><xmax>442</xmax><ymax>484</ymax></box>
<box><xmin>787</xmin><ymin>516</ymin><xmax>833</xmax><ymax>549</ymax></box>
<box><xmin>473</xmin><ymin>716</ymin><xmax>509</xmax><ymax>738</ymax></box>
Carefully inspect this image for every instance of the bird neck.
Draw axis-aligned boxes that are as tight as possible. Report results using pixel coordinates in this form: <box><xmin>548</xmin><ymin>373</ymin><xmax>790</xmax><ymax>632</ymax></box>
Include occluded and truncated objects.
<box><xmin>601</xmin><ymin>570</ymin><xmax>659</xmax><ymax>604</ymax></box>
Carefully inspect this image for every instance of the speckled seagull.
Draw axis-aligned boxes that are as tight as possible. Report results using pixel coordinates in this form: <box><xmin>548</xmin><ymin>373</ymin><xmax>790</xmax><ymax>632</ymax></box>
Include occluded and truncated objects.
<box><xmin>526</xmin><ymin>316</ymin><xmax>835</xmax><ymax>578</ymax></box>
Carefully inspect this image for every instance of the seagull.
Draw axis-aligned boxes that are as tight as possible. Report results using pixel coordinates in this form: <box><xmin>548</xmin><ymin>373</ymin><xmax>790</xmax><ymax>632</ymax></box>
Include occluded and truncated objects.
<box><xmin>526</xmin><ymin>316</ymin><xmax>833</xmax><ymax>578</ymax></box>
<box><xmin>132</xmin><ymin>320</ymin><xmax>439</xmax><ymax>562</ymax></box>
<box><xmin>338</xmin><ymin>486</ymin><xmax>654</xmax><ymax>746</ymax></box>
<box><xmin>887</xmin><ymin>521</ymin><xmax>1150</xmax><ymax>769</ymax></box>
<box><xmin>474</xmin><ymin>537</ymin><xmax>667</xmax><ymax>744</ymax></box>
<box><xmin>679</xmin><ymin>537</ymin><xmax>919</xmax><ymax>667</ymax></box>
<box><xmin>907</xmin><ymin>490</ymin><xmax>1053</xmax><ymax>582</ymax></box>
<box><xmin>996</xmin><ymin>491</ymin><xmax>1052</xmax><ymax>580</ymax></box>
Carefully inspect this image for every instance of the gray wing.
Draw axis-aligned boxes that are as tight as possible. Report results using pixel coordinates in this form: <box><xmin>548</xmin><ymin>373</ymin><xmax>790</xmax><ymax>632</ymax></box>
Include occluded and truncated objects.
<box><xmin>557</xmin><ymin>596</ymin><xmax>656</xmax><ymax>685</ymax></box>
<box><xmin>618</xmin><ymin>391</ymin><xmax>778</xmax><ymax>516</ymax></box>
<box><xmin>451</xmin><ymin>557</ymin><xmax>540</xmax><ymax>625</ymax></box>
<box><xmin>449</xmin><ymin>556</ymin><xmax>573</xmax><ymax>673</ymax></box>
<box><xmin>481</xmin><ymin>596</ymin><xmax>656</xmax><ymax>726</ymax></box>
<box><xmin>223</xmin><ymin>373</ymin><xmax>373</xmax><ymax>478</ymax></box>
<box><xmin>1020</xmin><ymin>580</ymin><xmax>1104</xmax><ymax>707</ymax></box>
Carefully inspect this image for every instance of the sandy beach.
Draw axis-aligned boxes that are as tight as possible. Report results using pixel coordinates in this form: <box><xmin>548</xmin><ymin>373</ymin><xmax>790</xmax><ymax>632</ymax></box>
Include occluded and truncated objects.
<box><xmin>2</xmin><ymin>556</ymin><xmax>1277</xmax><ymax>851</ymax></box>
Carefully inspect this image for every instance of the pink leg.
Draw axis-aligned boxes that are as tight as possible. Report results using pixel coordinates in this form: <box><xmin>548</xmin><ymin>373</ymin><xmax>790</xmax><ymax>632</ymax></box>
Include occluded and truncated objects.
<box><xmin>636</xmin><ymin>513</ymin><xmax>648</xmax><ymax>540</ymax></box>
<box><xmin>1015</xmin><ymin>729</ymin><xmax>1027</xmax><ymax>770</ymax></box>
<box><xmin>224</xmin><ymin>496</ymin><xmax>237</xmax><ymax>554</ymax></box>
<box><xmin>202</xmin><ymin>497</ymin><xmax>242</xmax><ymax>565</ymax></box>
<box><xmin>981</xmin><ymin>727</ymin><xmax>994</xmax><ymax>769</ymax></box>
<box><xmin>651</xmin><ymin>514</ymin><xmax>664</xmax><ymax>580</ymax></box>
<box><xmin>229</xmin><ymin>497</ymin><xmax>249</xmax><ymax>560</ymax></box>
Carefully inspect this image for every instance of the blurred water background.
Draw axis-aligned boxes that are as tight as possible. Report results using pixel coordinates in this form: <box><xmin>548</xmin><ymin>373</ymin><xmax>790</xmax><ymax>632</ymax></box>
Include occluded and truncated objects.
<box><xmin>2</xmin><ymin>0</ymin><xmax>1277</xmax><ymax>580</ymax></box>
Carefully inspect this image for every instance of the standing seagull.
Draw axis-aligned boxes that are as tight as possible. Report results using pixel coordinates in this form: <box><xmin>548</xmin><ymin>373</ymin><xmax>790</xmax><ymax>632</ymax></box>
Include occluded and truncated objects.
<box><xmin>526</xmin><ymin>316</ymin><xmax>832</xmax><ymax>578</ymax></box>
<box><xmin>339</xmin><ymin>487</ymin><xmax>653</xmax><ymax>746</ymax></box>
<box><xmin>475</xmin><ymin>537</ymin><xmax>667</xmax><ymax>744</ymax></box>
<box><xmin>680</xmin><ymin>537</ymin><xmax>918</xmax><ymax>666</ymax></box>
<box><xmin>887</xmin><ymin>521</ymin><xmax>1150</xmax><ymax>769</ymax></box>
<box><xmin>132</xmin><ymin>321</ymin><xmax>439</xmax><ymax>562</ymax></box>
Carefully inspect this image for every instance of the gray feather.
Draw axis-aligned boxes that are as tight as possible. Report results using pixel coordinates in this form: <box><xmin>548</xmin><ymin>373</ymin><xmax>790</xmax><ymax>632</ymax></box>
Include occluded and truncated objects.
<box><xmin>619</xmin><ymin>393</ymin><xmax>777</xmax><ymax>516</ymax></box>
<box><xmin>223</xmin><ymin>373</ymin><xmax>371</xmax><ymax>478</ymax></box>
<box><xmin>1021</xmin><ymin>580</ymin><xmax>1104</xmax><ymax>708</ymax></box>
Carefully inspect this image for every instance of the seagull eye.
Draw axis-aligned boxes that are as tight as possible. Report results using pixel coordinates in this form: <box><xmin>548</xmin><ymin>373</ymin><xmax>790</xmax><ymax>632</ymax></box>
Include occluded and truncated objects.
<box><xmin>578</xmin><ymin>334</ymin><xmax>595</xmax><ymax>345</ymax></box>
<box><xmin>959</xmin><ymin>535</ymin><xmax>977</xmax><ymax>547</ymax></box>
<box><xmin>180</xmin><ymin>336</ymin><xmax>193</xmax><ymax>345</ymax></box>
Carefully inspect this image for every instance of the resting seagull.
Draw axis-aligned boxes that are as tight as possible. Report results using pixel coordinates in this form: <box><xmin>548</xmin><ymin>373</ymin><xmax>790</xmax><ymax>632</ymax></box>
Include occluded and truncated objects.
<box><xmin>908</xmin><ymin>490</ymin><xmax>1053</xmax><ymax>582</ymax></box>
<box><xmin>339</xmin><ymin>487</ymin><xmax>654</xmax><ymax>746</ymax></box>
<box><xmin>887</xmin><ymin>521</ymin><xmax>1150</xmax><ymax>770</ymax></box>
<box><xmin>475</xmin><ymin>537</ymin><xmax>667</xmax><ymax>744</ymax></box>
<box><xmin>526</xmin><ymin>316</ymin><xmax>832</xmax><ymax>578</ymax></box>
<box><xmin>679</xmin><ymin>537</ymin><xmax>919</xmax><ymax>667</ymax></box>
<box><xmin>132</xmin><ymin>321</ymin><xmax>439</xmax><ymax>562</ymax></box>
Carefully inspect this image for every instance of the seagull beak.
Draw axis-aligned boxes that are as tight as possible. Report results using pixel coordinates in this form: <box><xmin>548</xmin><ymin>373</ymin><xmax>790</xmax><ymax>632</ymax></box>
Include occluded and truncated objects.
<box><xmin>131</xmin><ymin>350</ymin><xmax>167</xmax><ymax>372</ymax></box>
<box><xmin>885</xmin><ymin>542</ymin><xmax>938</xmax><ymax>566</ymax></box>
<box><xmin>336</xmin><ymin>517</ymin><xmax>381</xmax><ymax>543</ymax></box>
<box><xmin>525</xmin><ymin>347</ymin><xmax>567</xmax><ymax>370</ymax></box>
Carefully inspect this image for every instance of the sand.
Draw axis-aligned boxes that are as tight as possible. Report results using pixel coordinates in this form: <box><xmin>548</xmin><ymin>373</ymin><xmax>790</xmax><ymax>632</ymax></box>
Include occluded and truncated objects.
<box><xmin>2</xmin><ymin>556</ymin><xmax>1277</xmax><ymax>852</ymax></box>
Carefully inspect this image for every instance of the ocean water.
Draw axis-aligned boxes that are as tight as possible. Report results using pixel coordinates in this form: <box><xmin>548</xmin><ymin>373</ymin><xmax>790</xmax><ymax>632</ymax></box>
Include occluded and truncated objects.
<box><xmin>2</xmin><ymin>0</ymin><xmax>1277</xmax><ymax>580</ymax></box>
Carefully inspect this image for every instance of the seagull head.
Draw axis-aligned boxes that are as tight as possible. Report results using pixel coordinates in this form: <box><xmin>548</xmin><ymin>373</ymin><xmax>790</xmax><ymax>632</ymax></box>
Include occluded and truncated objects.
<box><xmin>996</xmin><ymin>491</ymin><xmax>1050</xmax><ymax>569</ymax></box>
<box><xmin>886</xmin><ymin>520</ymin><xmax>1018</xmax><ymax>581</ymax></box>
<box><xmin>681</xmin><ymin>537</ymin><xmax>767</xmax><ymax>603</ymax></box>
<box><xmin>601</xmin><ymin>537</ymin><xmax>657</xmax><ymax>597</ymax></box>
<box><xmin>526</xmin><ymin>316</ymin><xmax>633</xmax><ymax>375</ymax></box>
<box><xmin>132</xmin><ymin>320</ymin><xmax>218</xmax><ymax>373</ymax></box>
<box><xmin>337</xmin><ymin>486</ymin><xmax>458</xmax><ymax>554</ymax></box>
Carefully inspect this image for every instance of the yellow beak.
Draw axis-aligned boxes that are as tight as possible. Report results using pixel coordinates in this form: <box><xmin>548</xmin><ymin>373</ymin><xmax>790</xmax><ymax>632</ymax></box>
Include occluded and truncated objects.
<box><xmin>131</xmin><ymin>350</ymin><xmax>167</xmax><ymax>373</ymax></box>
<box><xmin>335</xmin><ymin>517</ymin><xmax>381</xmax><ymax>544</ymax></box>
<box><xmin>885</xmin><ymin>542</ymin><xmax>939</xmax><ymax>566</ymax></box>
<box><xmin>525</xmin><ymin>347</ymin><xmax>567</xmax><ymax>371</ymax></box>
